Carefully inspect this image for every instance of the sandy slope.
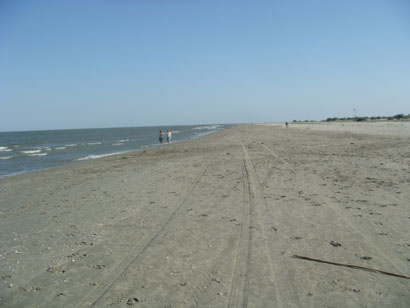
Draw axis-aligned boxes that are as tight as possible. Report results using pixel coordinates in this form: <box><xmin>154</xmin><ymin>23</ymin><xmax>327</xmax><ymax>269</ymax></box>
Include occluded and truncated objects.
<box><xmin>1</xmin><ymin>122</ymin><xmax>409</xmax><ymax>307</ymax></box>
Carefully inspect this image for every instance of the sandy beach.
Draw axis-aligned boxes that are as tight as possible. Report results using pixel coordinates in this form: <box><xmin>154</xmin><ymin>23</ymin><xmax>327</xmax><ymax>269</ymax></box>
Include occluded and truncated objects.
<box><xmin>1</xmin><ymin>122</ymin><xmax>409</xmax><ymax>307</ymax></box>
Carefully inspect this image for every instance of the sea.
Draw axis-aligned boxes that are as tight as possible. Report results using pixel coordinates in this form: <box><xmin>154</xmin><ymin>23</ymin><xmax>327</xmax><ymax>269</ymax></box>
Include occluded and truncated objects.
<box><xmin>0</xmin><ymin>124</ymin><xmax>232</xmax><ymax>178</ymax></box>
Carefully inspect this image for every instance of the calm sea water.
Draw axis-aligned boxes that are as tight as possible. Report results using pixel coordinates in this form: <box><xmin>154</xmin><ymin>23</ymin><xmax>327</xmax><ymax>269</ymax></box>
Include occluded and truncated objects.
<box><xmin>0</xmin><ymin>124</ymin><xmax>231</xmax><ymax>178</ymax></box>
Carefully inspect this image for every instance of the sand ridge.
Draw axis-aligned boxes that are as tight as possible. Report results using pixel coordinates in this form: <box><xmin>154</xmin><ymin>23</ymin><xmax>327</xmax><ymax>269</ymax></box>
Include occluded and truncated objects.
<box><xmin>1</xmin><ymin>123</ymin><xmax>409</xmax><ymax>307</ymax></box>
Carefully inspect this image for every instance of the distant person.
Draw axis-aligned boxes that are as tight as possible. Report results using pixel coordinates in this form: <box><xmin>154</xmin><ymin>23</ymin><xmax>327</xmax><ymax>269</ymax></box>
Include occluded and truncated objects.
<box><xmin>285</xmin><ymin>122</ymin><xmax>289</xmax><ymax>128</ymax></box>
<box><xmin>167</xmin><ymin>129</ymin><xmax>172</xmax><ymax>144</ymax></box>
<box><xmin>158</xmin><ymin>130</ymin><xmax>164</xmax><ymax>144</ymax></box>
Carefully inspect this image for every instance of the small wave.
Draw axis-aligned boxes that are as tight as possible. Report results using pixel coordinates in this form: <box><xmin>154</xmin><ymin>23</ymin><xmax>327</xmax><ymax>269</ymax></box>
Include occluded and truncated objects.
<box><xmin>65</xmin><ymin>144</ymin><xmax>77</xmax><ymax>147</ymax></box>
<box><xmin>0</xmin><ymin>146</ymin><xmax>11</xmax><ymax>152</ymax></box>
<box><xmin>29</xmin><ymin>153</ymin><xmax>47</xmax><ymax>157</ymax></box>
<box><xmin>112</xmin><ymin>143</ymin><xmax>123</xmax><ymax>146</ymax></box>
<box><xmin>37</xmin><ymin>146</ymin><xmax>52</xmax><ymax>151</ymax></box>
<box><xmin>0</xmin><ymin>156</ymin><xmax>12</xmax><ymax>160</ymax></box>
<box><xmin>193</xmin><ymin>125</ymin><xmax>221</xmax><ymax>130</ymax></box>
<box><xmin>119</xmin><ymin>139</ymin><xmax>129</xmax><ymax>142</ymax></box>
<box><xmin>195</xmin><ymin>130</ymin><xmax>217</xmax><ymax>138</ymax></box>
<box><xmin>140</xmin><ymin>143</ymin><xmax>158</xmax><ymax>149</ymax></box>
<box><xmin>88</xmin><ymin>142</ymin><xmax>102</xmax><ymax>145</ymax></box>
<box><xmin>172</xmin><ymin>131</ymin><xmax>180</xmax><ymax>133</ymax></box>
<box><xmin>21</xmin><ymin>150</ymin><xmax>42</xmax><ymax>154</ymax></box>
<box><xmin>77</xmin><ymin>152</ymin><xmax>122</xmax><ymax>161</ymax></box>
<box><xmin>55</xmin><ymin>147</ymin><xmax>67</xmax><ymax>150</ymax></box>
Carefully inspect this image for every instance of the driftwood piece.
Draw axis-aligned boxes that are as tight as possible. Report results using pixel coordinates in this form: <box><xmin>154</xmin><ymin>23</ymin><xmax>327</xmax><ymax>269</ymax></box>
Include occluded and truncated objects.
<box><xmin>292</xmin><ymin>255</ymin><xmax>410</xmax><ymax>280</ymax></box>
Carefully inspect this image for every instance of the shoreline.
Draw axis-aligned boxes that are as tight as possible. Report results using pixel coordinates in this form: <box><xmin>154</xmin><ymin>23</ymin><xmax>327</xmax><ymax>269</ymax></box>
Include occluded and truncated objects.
<box><xmin>0</xmin><ymin>125</ymin><xmax>231</xmax><ymax>180</ymax></box>
<box><xmin>1</xmin><ymin>123</ymin><xmax>409</xmax><ymax>307</ymax></box>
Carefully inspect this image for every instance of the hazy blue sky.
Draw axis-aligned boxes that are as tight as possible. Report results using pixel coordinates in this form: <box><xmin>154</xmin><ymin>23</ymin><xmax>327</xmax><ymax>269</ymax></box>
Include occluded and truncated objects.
<box><xmin>1</xmin><ymin>0</ymin><xmax>410</xmax><ymax>131</ymax></box>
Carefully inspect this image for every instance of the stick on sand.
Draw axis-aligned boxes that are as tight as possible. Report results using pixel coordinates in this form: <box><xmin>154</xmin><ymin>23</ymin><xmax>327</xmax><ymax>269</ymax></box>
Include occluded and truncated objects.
<box><xmin>292</xmin><ymin>255</ymin><xmax>410</xmax><ymax>280</ymax></box>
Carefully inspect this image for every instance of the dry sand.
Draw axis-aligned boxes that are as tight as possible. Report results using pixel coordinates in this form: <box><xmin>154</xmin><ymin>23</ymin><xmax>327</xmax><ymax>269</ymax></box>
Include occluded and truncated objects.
<box><xmin>1</xmin><ymin>122</ymin><xmax>409</xmax><ymax>307</ymax></box>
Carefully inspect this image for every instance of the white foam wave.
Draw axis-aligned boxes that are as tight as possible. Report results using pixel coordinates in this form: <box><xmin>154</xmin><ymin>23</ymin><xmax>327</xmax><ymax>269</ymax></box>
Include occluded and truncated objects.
<box><xmin>21</xmin><ymin>150</ymin><xmax>42</xmax><ymax>154</ymax></box>
<box><xmin>119</xmin><ymin>139</ymin><xmax>129</xmax><ymax>142</ymax></box>
<box><xmin>0</xmin><ymin>146</ymin><xmax>11</xmax><ymax>152</ymax></box>
<box><xmin>37</xmin><ymin>146</ymin><xmax>52</xmax><ymax>151</ymax></box>
<box><xmin>172</xmin><ymin>131</ymin><xmax>180</xmax><ymax>133</ymax></box>
<box><xmin>29</xmin><ymin>153</ymin><xmax>47</xmax><ymax>157</ymax></box>
<box><xmin>65</xmin><ymin>144</ymin><xmax>77</xmax><ymax>147</ymax></box>
<box><xmin>195</xmin><ymin>130</ymin><xmax>217</xmax><ymax>138</ymax></box>
<box><xmin>112</xmin><ymin>143</ymin><xmax>123</xmax><ymax>146</ymax></box>
<box><xmin>88</xmin><ymin>142</ymin><xmax>102</xmax><ymax>145</ymax></box>
<box><xmin>77</xmin><ymin>152</ymin><xmax>122</xmax><ymax>161</ymax></box>
<box><xmin>193</xmin><ymin>125</ymin><xmax>221</xmax><ymax>130</ymax></box>
<box><xmin>0</xmin><ymin>156</ymin><xmax>12</xmax><ymax>160</ymax></box>
<box><xmin>55</xmin><ymin>147</ymin><xmax>67</xmax><ymax>150</ymax></box>
<box><xmin>140</xmin><ymin>143</ymin><xmax>158</xmax><ymax>149</ymax></box>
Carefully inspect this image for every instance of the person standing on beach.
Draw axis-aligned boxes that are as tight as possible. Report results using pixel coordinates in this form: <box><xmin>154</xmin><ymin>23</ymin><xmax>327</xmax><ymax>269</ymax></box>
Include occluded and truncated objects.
<box><xmin>158</xmin><ymin>130</ymin><xmax>164</xmax><ymax>144</ymax></box>
<box><xmin>167</xmin><ymin>129</ymin><xmax>172</xmax><ymax>144</ymax></box>
<box><xmin>285</xmin><ymin>122</ymin><xmax>289</xmax><ymax>128</ymax></box>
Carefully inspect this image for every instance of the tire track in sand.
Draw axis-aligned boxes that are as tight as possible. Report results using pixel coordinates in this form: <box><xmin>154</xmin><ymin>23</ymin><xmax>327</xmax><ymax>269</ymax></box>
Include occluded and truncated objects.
<box><xmin>75</xmin><ymin>159</ymin><xmax>214</xmax><ymax>308</ymax></box>
<box><xmin>227</xmin><ymin>160</ymin><xmax>252</xmax><ymax>308</ymax></box>
<box><xmin>238</xmin><ymin>144</ymin><xmax>300</xmax><ymax>307</ymax></box>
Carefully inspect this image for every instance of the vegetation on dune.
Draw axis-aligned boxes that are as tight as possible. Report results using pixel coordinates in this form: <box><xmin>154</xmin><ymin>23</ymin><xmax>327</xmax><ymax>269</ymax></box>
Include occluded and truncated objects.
<box><xmin>324</xmin><ymin>113</ymin><xmax>409</xmax><ymax>122</ymax></box>
<box><xmin>292</xmin><ymin>113</ymin><xmax>410</xmax><ymax>123</ymax></box>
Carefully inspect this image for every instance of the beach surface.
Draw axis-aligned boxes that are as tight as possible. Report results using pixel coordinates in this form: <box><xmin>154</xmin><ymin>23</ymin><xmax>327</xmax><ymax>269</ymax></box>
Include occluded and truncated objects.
<box><xmin>1</xmin><ymin>122</ymin><xmax>410</xmax><ymax>307</ymax></box>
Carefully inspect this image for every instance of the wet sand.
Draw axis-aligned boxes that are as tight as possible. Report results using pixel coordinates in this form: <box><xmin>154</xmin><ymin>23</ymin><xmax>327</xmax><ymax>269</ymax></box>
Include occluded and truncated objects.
<box><xmin>1</xmin><ymin>122</ymin><xmax>410</xmax><ymax>307</ymax></box>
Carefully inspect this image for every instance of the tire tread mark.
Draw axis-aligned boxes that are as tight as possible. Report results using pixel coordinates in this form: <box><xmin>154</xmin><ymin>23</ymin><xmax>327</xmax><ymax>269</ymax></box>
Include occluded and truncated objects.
<box><xmin>75</xmin><ymin>159</ymin><xmax>214</xmax><ymax>308</ymax></box>
<box><xmin>227</xmin><ymin>161</ymin><xmax>252</xmax><ymax>308</ymax></box>
<box><xmin>242</xmin><ymin>143</ymin><xmax>300</xmax><ymax>307</ymax></box>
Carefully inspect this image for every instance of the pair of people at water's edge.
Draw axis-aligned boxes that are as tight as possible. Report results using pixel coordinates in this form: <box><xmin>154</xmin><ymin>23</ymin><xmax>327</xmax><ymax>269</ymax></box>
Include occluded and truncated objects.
<box><xmin>158</xmin><ymin>129</ymin><xmax>171</xmax><ymax>144</ymax></box>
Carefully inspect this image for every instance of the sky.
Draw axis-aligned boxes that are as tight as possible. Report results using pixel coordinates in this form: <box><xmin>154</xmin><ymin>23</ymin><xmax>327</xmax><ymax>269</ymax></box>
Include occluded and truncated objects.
<box><xmin>1</xmin><ymin>0</ymin><xmax>410</xmax><ymax>131</ymax></box>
